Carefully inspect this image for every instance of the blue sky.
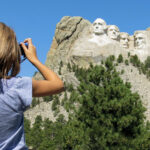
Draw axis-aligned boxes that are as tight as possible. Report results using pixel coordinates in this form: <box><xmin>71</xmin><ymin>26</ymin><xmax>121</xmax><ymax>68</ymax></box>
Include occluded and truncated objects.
<box><xmin>0</xmin><ymin>0</ymin><xmax>150</xmax><ymax>77</ymax></box>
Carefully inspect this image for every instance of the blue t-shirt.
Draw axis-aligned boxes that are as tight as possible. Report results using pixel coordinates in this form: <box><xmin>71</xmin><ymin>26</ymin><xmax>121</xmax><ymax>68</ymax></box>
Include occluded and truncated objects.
<box><xmin>0</xmin><ymin>77</ymin><xmax>32</xmax><ymax>150</ymax></box>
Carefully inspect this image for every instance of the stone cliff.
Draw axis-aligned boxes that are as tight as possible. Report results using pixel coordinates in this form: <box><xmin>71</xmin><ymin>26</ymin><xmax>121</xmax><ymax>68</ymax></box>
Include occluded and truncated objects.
<box><xmin>25</xmin><ymin>16</ymin><xmax>150</xmax><ymax>124</ymax></box>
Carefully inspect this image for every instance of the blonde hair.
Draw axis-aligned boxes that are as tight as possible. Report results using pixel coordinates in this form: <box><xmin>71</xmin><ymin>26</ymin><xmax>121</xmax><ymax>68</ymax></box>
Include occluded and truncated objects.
<box><xmin>0</xmin><ymin>22</ymin><xmax>21</xmax><ymax>79</ymax></box>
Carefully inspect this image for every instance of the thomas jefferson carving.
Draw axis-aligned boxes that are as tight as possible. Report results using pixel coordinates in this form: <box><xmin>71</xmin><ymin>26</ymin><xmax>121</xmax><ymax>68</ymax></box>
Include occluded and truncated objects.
<box><xmin>107</xmin><ymin>25</ymin><xmax>120</xmax><ymax>41</ymax></box>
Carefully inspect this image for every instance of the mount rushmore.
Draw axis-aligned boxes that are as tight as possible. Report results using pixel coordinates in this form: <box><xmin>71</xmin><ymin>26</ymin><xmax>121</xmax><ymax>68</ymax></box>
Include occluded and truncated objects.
<box><xmin>26</xmin><ymin>16</ymin><xmax>150</xmax><ymax>123</ymax></box>
<box><xmin>44</xmin><ymin>16</ymin><xmax>150</xmax><ymax>72</ymax></box>
<box><xmin>70</xmin><ymin>18</ymin><xmax>150</xmax><ymax>66</ymax></box>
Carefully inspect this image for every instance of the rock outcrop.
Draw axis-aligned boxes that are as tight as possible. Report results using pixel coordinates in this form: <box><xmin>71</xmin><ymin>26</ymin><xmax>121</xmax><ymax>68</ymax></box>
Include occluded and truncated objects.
<box><xmin>25</xmin><ymin>16</ymin><xmax>150</xmax><ymax>123</ymax></box>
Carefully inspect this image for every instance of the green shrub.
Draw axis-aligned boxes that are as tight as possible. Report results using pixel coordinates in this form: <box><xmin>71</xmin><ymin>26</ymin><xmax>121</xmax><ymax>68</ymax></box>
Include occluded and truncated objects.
<box><xmin>25</xmin><ymin>56</ymin><xmax>150</xmax><ymax>150</ymax></box>
<box><xmin>62</xmin><ymin>62</ymin><xmax>150</xmax><ymax>150</ymax></box>
<box><xmin>43</xmin><ymin>96</ymin><xmax>53</xmax><ymax>102</ymax></box>
<box><xmin>125</xmin><ymin>59</ymin><xmax>129</xmax><ymax>65</ymax></box>
<box><xmin>117</xmin><ymin>54</ymin><xmax>123</xmax><ymax>63</ymax></box>
<box><xmin>31</xmin><ymin>98</ymin><xmax>39</xmax><ymax>107</ymax></box>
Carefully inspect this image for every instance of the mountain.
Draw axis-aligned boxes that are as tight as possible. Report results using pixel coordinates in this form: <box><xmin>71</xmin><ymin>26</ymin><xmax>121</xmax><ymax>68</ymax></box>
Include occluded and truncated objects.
<box><xmin>25</xmin><ymin>16</ymin><xmax>150</xmax><ymax>124</ymax></box>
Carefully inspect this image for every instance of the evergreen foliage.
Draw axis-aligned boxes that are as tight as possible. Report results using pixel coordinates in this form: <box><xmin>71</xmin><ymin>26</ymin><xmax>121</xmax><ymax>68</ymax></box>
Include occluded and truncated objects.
<box><xmin>31</xmin><ymin>98</ymin><xmax>39</xmax><ymax>107</ymax></box>
<box><xmin>25</xmin><ymin>115</ymin><xmax>66</xmax><ymax>150</ymax></box>
<box><xmin>43</xmin><ymin>96</ymin><xmax>53</xmax><ymax>102</ymax></box>
<box><xmin>117</xmin><ymin>54</ymin><xmax>123</xmax><ymax>63</ymax></box>
<box><xmin>31</xmin><ymin>96</ymin><xmax>53</xmax><ymax>108</ymax></box>
<box><xmin>25</xmin><ymin>55</ymin><xmax>150</xmax><ymax>149</ymax></box>
<box><xmin>61</xmin><ymin>91</ymin><xmax>68</xmax><ymax>106</ymax></box>
<box><xmin>29</xmin><ymin>116</ymin><xmax>43</xmax><ymax>149</ymax></box>
<box><xmin>128</xmin><ymin>52</ymin><xmax>130</xmax><ymax>58</ymax></box>
<box><xmin>67</xmin><ymin>63</ymin><xmax>72</xmax><ymax>72</ymax></box>
<box><xmin>58</xmin><ymin>60</ymin><xmax>63</xmax><ymax>75</ymax></box>
<box><xmin>51</xmin><ymin>95</ymin><xmax>60</xmax><ymax>111</ymax></box>
<box><xmin>129</xmin><ymin>55</ymin><xmax>150</xmax><ymax>79</ymax></box>
<box><xmin>125</xmin><ymin>59</ymin><xmax>129</xmax><ymax>66</ymax></box>
<box><xmin>144</xmin><ymin>56</ymin><xmax>150</xmax><ymax>69</ymax></box>
<box><xmin>130</xmin><ymin>55</ymin><xmax>141</xmax><ymax>67</ymax></box>
<box><xmin>61</xmin><ymin>57</ymin><xmax>150</xmax><ymax>149</ymax></box>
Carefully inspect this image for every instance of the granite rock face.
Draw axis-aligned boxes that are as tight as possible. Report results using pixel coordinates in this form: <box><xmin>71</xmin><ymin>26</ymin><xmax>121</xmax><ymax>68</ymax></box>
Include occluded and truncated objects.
<box><xmin>45</xmin><ymin>16</ymin><xmax>91</xmax><ymax>69</ymax></box>
<box><xmin>25</xmin><ymin>16</ymin><xmax>150</xmax><ymax>123</ymax></box>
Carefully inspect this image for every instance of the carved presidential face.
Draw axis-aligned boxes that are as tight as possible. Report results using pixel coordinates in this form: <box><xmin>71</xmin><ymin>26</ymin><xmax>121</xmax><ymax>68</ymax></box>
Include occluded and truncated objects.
<box><xmin>107</xmin><ymin>25</ymin><xmax>119</xmax><ymax>40</ymax></box>
<box><xmin>120</xmin><ymin>33</ymin><xmax>129</xmax><ymax>48</ymax></box>
<box><xmin>92</xmin><ymin>18</ymin><xmax>107</xmax><ymax>35</ymax></box>
<box><xmin>134</xmin><ymin>32</ymin><xmax>146</xmax><ymax>49</ymax></box>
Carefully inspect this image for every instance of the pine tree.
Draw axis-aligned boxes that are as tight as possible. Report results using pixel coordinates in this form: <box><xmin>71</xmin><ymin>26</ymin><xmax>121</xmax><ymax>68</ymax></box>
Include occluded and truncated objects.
<box><xmin>145</xmin><ymin>56</ymin><xmax>150</xmax><ymax>69</ymax></box>
<box><xmin>29</xmin><ymin>116</ymin><xmax>43</xmax><ymax>149</ymax></box>
<box><xmin>61</xmin><ymin>58</ymin><xmax>150</xmax><ymax>149</ymax></box>
<box><xmin>24</xmin><ymin>117</ymin><xmax>31</xmax><ymax>146</ymax></box>
<box><xmin>25</xmin><ymin>56</ymin><xmax>150</xmax><ymax>150</ymax></box>
<box><xmin>117</xmin><ymin>54</ymin><xmax>123</xmax><ymax>63</ymax></box>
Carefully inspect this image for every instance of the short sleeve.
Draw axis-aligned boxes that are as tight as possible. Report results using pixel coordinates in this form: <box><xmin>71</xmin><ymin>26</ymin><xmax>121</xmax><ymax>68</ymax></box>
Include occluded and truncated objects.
<box><xmin>15</xmin><ymin>77</ymin><xmax>32</xmax><ymax>111</ymax></box>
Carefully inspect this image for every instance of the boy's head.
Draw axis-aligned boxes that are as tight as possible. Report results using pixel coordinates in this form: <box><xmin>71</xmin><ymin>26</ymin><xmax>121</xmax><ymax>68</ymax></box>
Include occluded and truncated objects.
<box><xmin>0</xmin><ymin>22</ymin><xmax>20</xmax><ymax>79</ymax></box>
